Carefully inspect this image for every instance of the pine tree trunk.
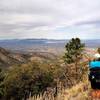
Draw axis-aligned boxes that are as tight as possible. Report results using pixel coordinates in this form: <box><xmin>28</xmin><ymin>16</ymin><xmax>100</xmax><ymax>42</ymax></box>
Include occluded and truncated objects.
<box><xmin>75</xmin><ymin>56</ymin><xmax>78</xmax><ymax>83</ymax></box>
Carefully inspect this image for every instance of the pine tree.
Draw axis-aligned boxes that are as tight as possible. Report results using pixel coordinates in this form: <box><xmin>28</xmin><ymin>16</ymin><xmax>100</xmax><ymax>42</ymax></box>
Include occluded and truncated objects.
<box><xmin>63</xmin><ymin>38</ymin><xmax>85</xmax><ymax>83</ymax></box>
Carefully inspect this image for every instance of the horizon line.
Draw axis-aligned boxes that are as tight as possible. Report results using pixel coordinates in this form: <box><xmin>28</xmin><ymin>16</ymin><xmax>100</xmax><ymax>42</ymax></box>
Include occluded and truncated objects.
<box><xmin>0</xmin><ymin>38</ymin><xmax>100</xmax><ymax>40</ymax></box>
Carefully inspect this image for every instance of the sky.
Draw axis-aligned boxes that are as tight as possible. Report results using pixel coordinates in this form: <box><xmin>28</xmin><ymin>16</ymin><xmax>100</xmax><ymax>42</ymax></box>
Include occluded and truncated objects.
<box><xmin>0</xmin><ymin>0</ymin><xmax>100</xmax><ymax>39</ymax></box>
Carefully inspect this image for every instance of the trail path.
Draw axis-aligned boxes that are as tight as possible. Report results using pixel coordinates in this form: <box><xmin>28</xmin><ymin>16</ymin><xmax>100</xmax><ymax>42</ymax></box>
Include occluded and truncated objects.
<box><xmin>90</xmin><ymin>90</ymin><xmax>100</xmax><ymax>100</ymax></box>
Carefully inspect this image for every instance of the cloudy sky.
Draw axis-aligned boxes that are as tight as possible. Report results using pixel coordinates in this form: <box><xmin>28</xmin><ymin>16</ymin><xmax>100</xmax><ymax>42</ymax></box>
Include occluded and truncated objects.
<box><xmin>0</xmin><ymin>0</ymin><xmax>100</xmax><ymax>39</ymax></box>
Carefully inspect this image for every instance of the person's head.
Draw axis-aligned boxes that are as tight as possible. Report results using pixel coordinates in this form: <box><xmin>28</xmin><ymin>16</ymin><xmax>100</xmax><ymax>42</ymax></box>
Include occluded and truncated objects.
<box><xmin>97</xmin><ymin>48</ymin><xmax>100</xmax><ymax>54</ymax></box>
<box><xmin>94</xmin><ymin>53</ymin><xmax>100</xmax><ymax>61</ymax></box>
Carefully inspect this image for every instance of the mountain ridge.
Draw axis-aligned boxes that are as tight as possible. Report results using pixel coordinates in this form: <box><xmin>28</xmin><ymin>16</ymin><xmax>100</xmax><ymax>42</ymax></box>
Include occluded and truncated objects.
<box><xmin>0</xmin><ymin>47</ymin><xmax>58</xmax><ymax>68</ymax></box>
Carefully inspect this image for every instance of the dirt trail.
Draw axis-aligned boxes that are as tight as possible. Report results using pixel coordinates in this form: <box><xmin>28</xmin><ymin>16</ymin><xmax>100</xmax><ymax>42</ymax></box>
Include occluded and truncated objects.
<box><xmin>90</xmin><ymin>90</ymin><xmax>100</xmax><ymax>100</ymax></box>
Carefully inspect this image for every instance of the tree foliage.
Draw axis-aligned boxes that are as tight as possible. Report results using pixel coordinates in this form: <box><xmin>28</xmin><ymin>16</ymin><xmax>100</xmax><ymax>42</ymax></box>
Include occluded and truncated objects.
<box><xmin>63</xmin><ymin>38</ymin><xmax>85</xmax><ymax>84</ymax></box>
<box><xmin>3</xmin><ymin>62</ymin><xmax>55</xmax><ymax>100</ymax></box>
<box><xmin>0</xmin><ymin>68</ymin><xmax>5</xmax><ymax>98</ymax></box>
<box><xmin>64</xmin><ymin>38</ymin><xmax>85</xmax><ymax>64</ymax></box>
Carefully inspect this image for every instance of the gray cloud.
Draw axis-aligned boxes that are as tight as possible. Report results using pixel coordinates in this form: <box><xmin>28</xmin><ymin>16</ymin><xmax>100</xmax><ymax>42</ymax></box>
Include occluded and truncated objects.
<box><xmin>0</xmin><ymin>0</ymin><xmax>57</xmax><ymax>14</ymax></box>
<box><xmin>0</xmin><ymin>0</ymin><xmax>100</xmax><ymax>39</ymax></box>
<box><xmin>74</xmin><ymin>20</ymin><xmax>100</xmax><ymax>27</ymax></box>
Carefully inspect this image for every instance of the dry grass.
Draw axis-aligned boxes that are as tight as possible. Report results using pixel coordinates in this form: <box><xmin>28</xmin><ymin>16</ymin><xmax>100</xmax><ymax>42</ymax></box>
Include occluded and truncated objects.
<box><xmin>64</xmin><ymin>81</ymin><xmax>91</xmax><ymax>100</ymax></box>
<box><xmin>28</xmin><ymin>80</ymin><xmax>91</xmax><ymax>100</ymax></box>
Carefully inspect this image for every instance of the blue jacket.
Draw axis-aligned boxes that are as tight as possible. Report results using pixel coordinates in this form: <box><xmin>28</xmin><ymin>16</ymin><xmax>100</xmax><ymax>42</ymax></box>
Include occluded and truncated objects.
<box><xmin>89</xmin><ymin>61</ymin><xmax>100</xmax><ymax>68</ymax></box>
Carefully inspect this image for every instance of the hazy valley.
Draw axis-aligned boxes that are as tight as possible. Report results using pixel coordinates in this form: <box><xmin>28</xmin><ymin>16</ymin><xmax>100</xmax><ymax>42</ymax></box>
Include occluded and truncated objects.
<box><xmin>0</xmin><ymin>39</ymin><xmax>99</xmax><ymax>53</ymax></box>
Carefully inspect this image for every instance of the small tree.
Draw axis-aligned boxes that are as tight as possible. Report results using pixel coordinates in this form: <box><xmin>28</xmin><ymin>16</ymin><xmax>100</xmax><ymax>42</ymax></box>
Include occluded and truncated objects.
<box><xmin>63</xmin><ymin>38</ymin><xmax>85</xmax><ymax>83</ymax></box>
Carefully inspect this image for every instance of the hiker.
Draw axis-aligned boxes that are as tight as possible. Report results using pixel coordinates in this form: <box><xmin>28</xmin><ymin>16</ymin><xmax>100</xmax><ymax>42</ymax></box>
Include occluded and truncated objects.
<box><xmin>94</xmin><ymin>48</ymin><xmax>100</xmax><ymax>60</ymax></box>
<box><xmin>89</xmin><ymin>48</ymin><xmax>100</xmax><ymax>89</ymax></box>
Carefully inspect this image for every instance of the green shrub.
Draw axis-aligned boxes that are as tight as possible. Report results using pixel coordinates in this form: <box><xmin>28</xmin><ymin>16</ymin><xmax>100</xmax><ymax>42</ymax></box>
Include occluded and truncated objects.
<box><xmin>3</xmin><ymin>62</ymin><xmax>54</xmax><ymax>100</ymax></box>
<box><xmin>0</xmin><ymin>68</ymin><xmax>5</xmax><ymax>98</ymax></box>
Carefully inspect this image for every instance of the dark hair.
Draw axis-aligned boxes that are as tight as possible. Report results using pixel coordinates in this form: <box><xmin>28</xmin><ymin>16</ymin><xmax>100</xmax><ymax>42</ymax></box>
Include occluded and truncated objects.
<box><xmin>96</xmin><ymin>58</ymin><xmax>100</xmax><ymax>61</ymax></box>
<box><xmin>97</xmin><ymin>48</ymin><xmax>100</xmax><ymax>54</ymax></box>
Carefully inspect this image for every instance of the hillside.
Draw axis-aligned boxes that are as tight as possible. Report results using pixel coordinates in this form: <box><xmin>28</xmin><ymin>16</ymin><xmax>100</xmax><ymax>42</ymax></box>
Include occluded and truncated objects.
<box><xmin>0</xmin><ymin>47</ymin><xmax>58</xmax><ymax>68</ymax></box>
<box><xmin>0</xmin><ymin>47</ymin><xmax>29</xmax><ymax>68</ymax></box>
<box><xmin>0</xmin><ymin>47</ymin><xmax>98</xmax><ymax>100</ymax></box>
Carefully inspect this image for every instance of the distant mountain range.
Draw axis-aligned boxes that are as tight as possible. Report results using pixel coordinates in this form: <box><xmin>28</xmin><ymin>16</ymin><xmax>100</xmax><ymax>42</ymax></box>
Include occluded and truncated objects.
<box><xmin>0</xmin><ymin>39</ymin><xmax>99</xmax><ymax>52</ymax></box>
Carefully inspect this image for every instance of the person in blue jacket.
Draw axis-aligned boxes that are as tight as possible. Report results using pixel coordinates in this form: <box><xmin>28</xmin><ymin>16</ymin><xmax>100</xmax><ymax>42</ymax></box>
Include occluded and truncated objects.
<box><xmin>90</xmin><ymin>53</ymin><xmax>100</xmax><ymax>67</ymax></box>
<box><xmin>89</xmin><ymin>53</ymin><xmax>100</xmax><ymax>89</ymax></box>
<box><xmin>89</xmin><ymin>60</ymin><xmax>100</xmax><ymax>69</ymax></box>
